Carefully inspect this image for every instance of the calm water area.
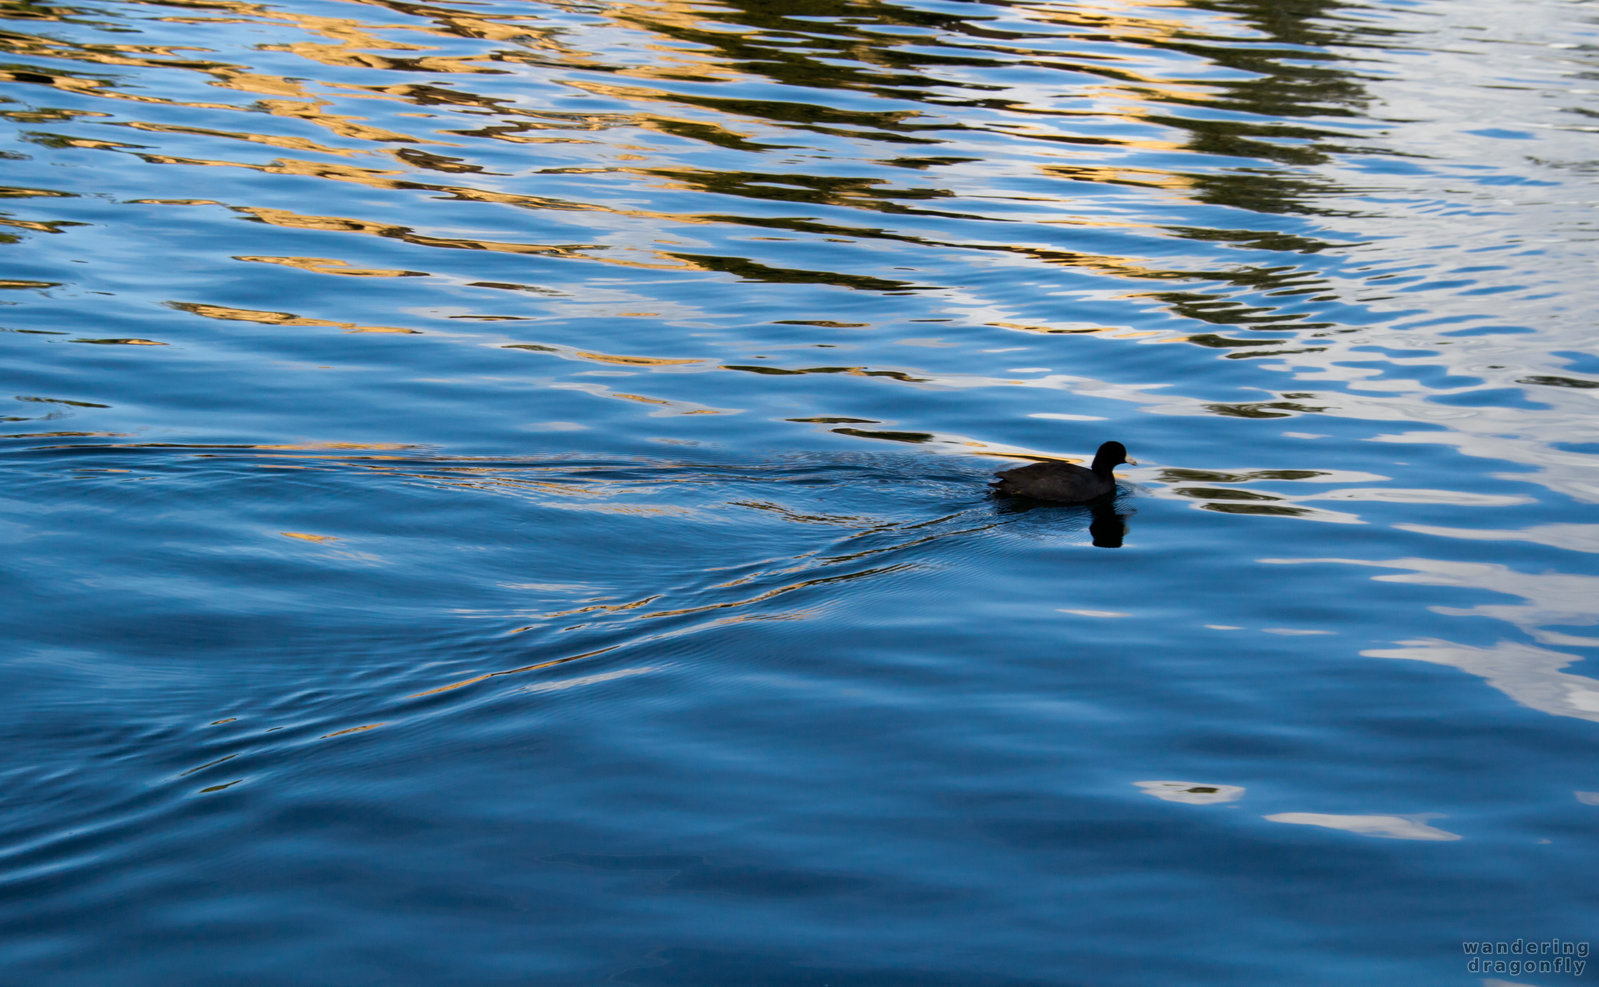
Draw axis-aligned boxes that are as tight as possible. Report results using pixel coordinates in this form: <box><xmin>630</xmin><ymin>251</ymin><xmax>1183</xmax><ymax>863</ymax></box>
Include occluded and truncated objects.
<box><xmin>2</xmin><ymin>0</ymin><xmax>1598</xmax><ymax>982</ymax></box>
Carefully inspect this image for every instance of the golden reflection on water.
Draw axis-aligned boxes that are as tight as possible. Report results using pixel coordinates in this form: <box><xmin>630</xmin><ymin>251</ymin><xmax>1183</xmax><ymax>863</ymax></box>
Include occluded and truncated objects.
<box><xmin>236</xmin><ymin>255</ymin><xmax>426</xmax><ymax>278</ymax></box>
<box><xmin>406</xmin><ymin>645</ymin><xmax>623</xmax><ymax>698</ymax></box>
<box><xmin>0</xmin><ymin>0</ymin><xmax>1337</xmax><ymax>307</ymax></box>
<box><xmin>280</xmin><ymin>531</ymin><xmax>337</xmax><ymax>543</ymax></box>
<box><xmin>2</xmin><ymin>0</ymin><xmax>1594</xmax><ymax>631</ymax></box>
<box><xmin>319</xmin><ymin>722</ymin><xmax>384</xmax><ymax>739</ymax></box>
<box><xmin>503</xmin><ymin>342</ymin><xmax>703</xmax><ymax>368</ymax></box>
<box><xmin>171</xmin><ymin>300</ymin><xmax>421</xmax><ymax>334</ymax></box>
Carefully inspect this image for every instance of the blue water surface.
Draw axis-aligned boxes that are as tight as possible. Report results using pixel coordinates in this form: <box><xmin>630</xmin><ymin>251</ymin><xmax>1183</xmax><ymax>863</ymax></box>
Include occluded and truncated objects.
<box><xmin>2</xmin><ymin>0</ymin><xmax>1598</xmax><ymax>983</ymax></box>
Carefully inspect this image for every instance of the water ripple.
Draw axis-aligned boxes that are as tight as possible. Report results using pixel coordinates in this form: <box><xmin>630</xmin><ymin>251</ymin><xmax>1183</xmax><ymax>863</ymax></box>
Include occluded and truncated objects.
<box><xmin>4</xmin><ymin>0</ymin><xmax>1599</xmax><ymax>981</ymax></box>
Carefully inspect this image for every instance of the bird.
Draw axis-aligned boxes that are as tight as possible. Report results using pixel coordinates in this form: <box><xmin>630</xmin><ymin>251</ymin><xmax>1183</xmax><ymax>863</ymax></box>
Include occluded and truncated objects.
<box><xmin>990</xmin><ymin>440</ymin><xmax>1133</xmax><ymax>503</ymax></box>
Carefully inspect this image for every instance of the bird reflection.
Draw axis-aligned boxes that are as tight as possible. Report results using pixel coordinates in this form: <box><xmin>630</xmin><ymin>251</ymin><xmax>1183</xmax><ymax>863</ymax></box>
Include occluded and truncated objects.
<box><xmin>1089</xmin><ymin>503</ymin><xmax>1128</xmax><ymax>548</ymax></box>
<box><xmin>995</xmin><ymin>496</ymin><xmax>1130</xmax><ymax>549</ymax></box>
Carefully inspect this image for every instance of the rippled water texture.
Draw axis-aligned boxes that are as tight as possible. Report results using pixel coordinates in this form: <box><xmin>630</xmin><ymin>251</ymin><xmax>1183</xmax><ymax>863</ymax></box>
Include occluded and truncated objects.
<box><xmin>3</xmin><ymin>0</ymin><xmax>1598</xmax><ymax>982</ymax></box>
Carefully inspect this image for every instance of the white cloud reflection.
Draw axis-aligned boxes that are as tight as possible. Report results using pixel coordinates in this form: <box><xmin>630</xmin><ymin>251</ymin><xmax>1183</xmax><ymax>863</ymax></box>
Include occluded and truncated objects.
<box><xmin>1264</xmin><ymin>812</ymin><xmax>1461</xmax><ymax>841</ymax></box>
<box><xmin>1262</xmin><ymin>556</ymin><xmax>1599</xmax><ymax>647</ymax></box>
<box><xmin>1134</xmin><ymin>780</ymin><xmax>1245</xmax><ymax>804</ymax></box>
<box><xmin>1261</xmin><ymin>555</ymin><xmax>1599</xmax><ymax>722</ymax></box>
<box><xmin>1364</xmin><ymin>639</ymin><xmax>1599</xmax><ymax>725</ymax></box>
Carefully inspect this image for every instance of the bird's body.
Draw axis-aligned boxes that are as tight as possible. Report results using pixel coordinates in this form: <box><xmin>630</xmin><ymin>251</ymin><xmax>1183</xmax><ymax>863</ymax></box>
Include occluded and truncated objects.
<box><xmin>990</xmin><ymin>440</ymin><xmax>1131</xmax><ymax>503</ymax></box>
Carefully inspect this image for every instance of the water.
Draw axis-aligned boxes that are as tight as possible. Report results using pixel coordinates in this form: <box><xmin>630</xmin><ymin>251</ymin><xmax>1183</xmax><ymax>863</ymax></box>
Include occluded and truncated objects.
<box><xmin>2</xmin><ymin>0</ymin><xmax>1597</xmax><ymax>982</ymax></box>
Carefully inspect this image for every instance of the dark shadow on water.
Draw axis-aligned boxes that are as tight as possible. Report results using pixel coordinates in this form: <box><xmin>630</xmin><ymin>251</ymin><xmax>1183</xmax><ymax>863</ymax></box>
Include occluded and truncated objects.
<box><xmin>993</xmin><ymin>493</ymin><xmax>1131</xmax><ymax>549</ymax></box>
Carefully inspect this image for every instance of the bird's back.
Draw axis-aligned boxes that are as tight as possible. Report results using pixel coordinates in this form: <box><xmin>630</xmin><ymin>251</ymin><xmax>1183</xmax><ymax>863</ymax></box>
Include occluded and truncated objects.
<box><xmin>991</xmin><ymin>461</ymin><xmax>1111</xmax><ymax>502</ymax></box>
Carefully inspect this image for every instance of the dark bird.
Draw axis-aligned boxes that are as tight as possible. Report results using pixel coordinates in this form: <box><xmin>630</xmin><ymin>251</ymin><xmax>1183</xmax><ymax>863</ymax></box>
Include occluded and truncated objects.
<box><xmin>990</xmin><ymin>440</ymin><xmax>1134</xmax><ymax>503</ymax></box>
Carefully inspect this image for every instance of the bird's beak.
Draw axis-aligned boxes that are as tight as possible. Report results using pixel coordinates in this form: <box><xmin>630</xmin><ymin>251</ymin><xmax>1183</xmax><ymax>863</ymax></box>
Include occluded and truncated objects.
<box><xmin>1124</xmin><ymin>457</ymin><xmax>1139</xmax><ymax>466</ymax></box>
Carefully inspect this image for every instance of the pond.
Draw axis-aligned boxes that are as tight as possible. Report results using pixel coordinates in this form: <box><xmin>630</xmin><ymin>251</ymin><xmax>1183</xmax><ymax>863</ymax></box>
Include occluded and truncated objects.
<box><xmin>1</xmin><ymin>0</ymin><xmax>1596</xmax><ymax>983</ymax></box>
